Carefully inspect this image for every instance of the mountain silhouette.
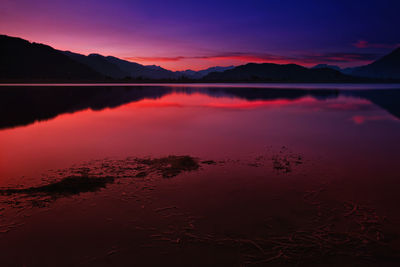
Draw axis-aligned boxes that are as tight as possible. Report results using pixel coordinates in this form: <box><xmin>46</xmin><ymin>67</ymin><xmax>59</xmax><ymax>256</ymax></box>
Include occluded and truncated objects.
<box><xmin>349</xmin><ymin>47</ymin><xmax>400</xmax><ymax>79</ymax></box>
<box><xmin>0</xmin><ymin>35</ymin><xmax>103</xmax><ymax>82</ymax></box>
<box><xmin>1</xmin><ymin>34</ymin><xmax>399</xmax><ymax>82</ymax></box>
<box><xmin>177</xmin><ymin>66</ymin><xmax>235</xmax><ymax>79</ymax></box>
<box><xmin>311</xmin><ymin>64</ymin><xmax>342</xmax><ymax>71</ymax></box>
<box><xmin>0</xmin><ymin>35</ymin><xmax>177</xmax><ymax>81</ymax></box>
<box><xmin>62</xmin><ymin>51</ymin><xmax>179</xmax><ymax>79</ymax></box>
<box><xmin>105</xmin><ymin>56</ymin><xmax>177</xmax><ymax>79</ymax></box>
<box><xmin>203</xmin><ymin>63</ymin><xmax>358</xmax><ymax>82</ymax></box>
<box><xmin>62</xmin><ymin>51</ymin><xmax>128</xmax><ymax>79</ymax></box>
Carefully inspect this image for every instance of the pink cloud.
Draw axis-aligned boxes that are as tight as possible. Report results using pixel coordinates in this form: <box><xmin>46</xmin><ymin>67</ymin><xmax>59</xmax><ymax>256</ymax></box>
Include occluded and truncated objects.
<box><xmin>124</xmin><ymin>51</ymin><xmax>377</xmax><ymax>69</ymax></box>
<box><xmin>124</xmin><ymin>56</ymin><xmax>186</xmax><ymax>62</ymax></box>
<box><xmin>353</xmin><ymin>40</ymin><xmax>399</xmax><ymax>49</ymax></box>
<box><xmin>351</xmin><ymin>115</ymin><xmax>395</xmax><ymax>124</ymax></box>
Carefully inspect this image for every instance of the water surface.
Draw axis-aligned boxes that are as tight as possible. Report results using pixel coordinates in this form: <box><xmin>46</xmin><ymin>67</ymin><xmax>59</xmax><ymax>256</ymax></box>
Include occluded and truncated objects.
<box><xmin>0</xmin><ymin>84</ymin><xmax>399</xmax><ymax>266</ymax></box>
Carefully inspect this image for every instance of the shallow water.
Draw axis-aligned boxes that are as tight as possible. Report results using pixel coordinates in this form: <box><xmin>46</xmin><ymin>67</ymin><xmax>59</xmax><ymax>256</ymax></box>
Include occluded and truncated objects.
<box><xmin>0</xmin><ymin>84</ymin><xmax>399</xmax><ymax>266</ymax></box>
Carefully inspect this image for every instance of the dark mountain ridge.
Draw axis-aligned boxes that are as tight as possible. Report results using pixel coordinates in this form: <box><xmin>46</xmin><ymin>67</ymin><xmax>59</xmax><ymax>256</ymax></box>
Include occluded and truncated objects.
<box><xmin>312</xmin><ymin>64</ymin><xmax>341</xmax><ymax>71</ymax></box>
<box><xmin>349</xmin><ymin>47</ymin><xmax>400</xmax><ymax>79</ymax></box>
<box><xmin>1</xmin><ymin>34</ymin><xmax>399</xmax><ymax>82</ymax></box>
<box><xmin>104</xmin><ymin>56</ymin><xmax>178</xmax><ymax>79</ymax></box>
<box><xmin>203</xmin><ymin>63</ymin><xmax>360</xmax><ymax>82</ymax></box>
<box><xmin>177</xmin><ymin>66</ymin><xmax>235</xmax><ymax>79</ymax></box>
<box><xmin>0</xmin><ymin>35</ymin><xmax>103</xmax><ymax>81</ymax></box>
<box><xmin>62</xmin><ymin>51</ymin><xmax>179</xmax><ymax>80</ymax></box>
<box><xmin>62</xmin><ymin>51</ymin><xmax>128</xmax><ymax>79</ymax></box>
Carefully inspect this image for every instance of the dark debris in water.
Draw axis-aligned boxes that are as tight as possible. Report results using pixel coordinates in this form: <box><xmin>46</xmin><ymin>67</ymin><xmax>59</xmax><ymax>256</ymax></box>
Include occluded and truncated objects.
<box><xmin>0</xmin><ymin>150</ymin><xmax>306</xmax><ymax>209</ymax></box>
<box><xmin>134</xmin><ymin>155</ymin><xmax>200</xmax><ymax>178</ymax></box>
<box><xmin>0</xmin><ymin>176</ymin><xmax>115</xmax><ymax>197</ymax></box>
<box><xmin>1</xmin><ymin>150</ymin><xmax>398</xmax><ymax>265</ymax></box>
<box><xmin>0</xmin><ymin>155</ymin><xmax>202</xmax><ymax>200</ymax></box>
<box><xmin>201</xmin><ymin>160</ymin><xmax>217</xmax><ymax>165</ymax></box>
<box><xmin>271</xmin><ymin>146</ymin><xmax>303</xmax><ymax>173</ymax></box>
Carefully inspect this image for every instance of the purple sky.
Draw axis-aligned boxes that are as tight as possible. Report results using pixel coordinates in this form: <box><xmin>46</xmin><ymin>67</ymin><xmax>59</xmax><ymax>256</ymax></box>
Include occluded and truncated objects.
<box><xmin>1</xmin><ymin>0</ymin><xmax>399</xmax><ymax>70</ymax></box>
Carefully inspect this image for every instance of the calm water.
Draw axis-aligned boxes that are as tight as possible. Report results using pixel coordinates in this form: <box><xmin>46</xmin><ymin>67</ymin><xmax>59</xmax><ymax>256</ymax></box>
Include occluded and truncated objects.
<box><xmin>0</xmin><ymin>84</ymin><xmax>399</xmax><ymax>266</ymax></box>
<box><xmin>1</xmin><ymin>84</ymin><xmax>399</xmax><ymax>181</ymax></box>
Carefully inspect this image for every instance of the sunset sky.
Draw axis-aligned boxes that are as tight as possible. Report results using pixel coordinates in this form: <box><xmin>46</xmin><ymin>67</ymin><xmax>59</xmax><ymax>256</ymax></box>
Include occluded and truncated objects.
<box><xmin>1</xmin><ymin>0</ymin><xmax>399</xmax><ymax>71</ymax></box>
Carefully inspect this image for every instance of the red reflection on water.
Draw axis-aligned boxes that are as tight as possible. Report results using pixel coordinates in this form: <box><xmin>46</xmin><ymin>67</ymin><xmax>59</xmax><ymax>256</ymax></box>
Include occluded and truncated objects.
<box><xmin>0</xmin><ymin>92</ymin><xmax>399</xmax><ymax>186</ymax></box>
<box><xmin>129</xmin><ymin>93</ymin><xmax>316</xmax><ymax>110</ymax></box>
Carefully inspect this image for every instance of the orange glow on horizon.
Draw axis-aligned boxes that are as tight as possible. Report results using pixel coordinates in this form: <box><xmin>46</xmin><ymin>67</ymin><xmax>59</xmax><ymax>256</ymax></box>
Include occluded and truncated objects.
<box><xmin>0</xmin><ymin>32</ymin><xmax>375</xmax><ymax>71</ymax></box>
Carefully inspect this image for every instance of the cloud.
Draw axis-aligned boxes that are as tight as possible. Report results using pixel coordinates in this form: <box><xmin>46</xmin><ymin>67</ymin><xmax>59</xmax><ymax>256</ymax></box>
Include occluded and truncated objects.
<box><xmin>295</xmin><ymin>52</ymin><xmax>377</xmax><ymax>64</ymax></box>
<box><xmin>353</xmin><ymin>40</ymin><xmax>399</xmax><ymax>49</ymax></box>
<box><xmin>351</xmin><ymin>115</ymin><xmax>395</xmax><ymax>124</ymax></box>
<box><xmin>124</xmin><ymin>51</ymin><xmax>378</xmax><ymax>66</ymax></box>
<box><xmin>124</xmin><ymin>56</ymin><xmax>186</xmax><ymax>62</ymax></box>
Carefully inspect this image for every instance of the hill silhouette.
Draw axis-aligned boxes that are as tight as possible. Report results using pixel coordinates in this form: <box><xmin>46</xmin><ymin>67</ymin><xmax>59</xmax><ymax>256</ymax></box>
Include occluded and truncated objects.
<box><xmin>0</xmin><ymin>35</ymin><xmax>103</xmax><ymax>82</ymax></box>
<box><xmin>62</xmin><ymin>51</ymin><xmax>180</xmax><ymax>79</ymax></box>
<box><xmin>105</xmin><ymin>56</ymin><xmax>177</xmax><ymax>79</ymax></box>
<box><xmin>62</xmin><ymin>51</ymin><xmax>128</xmax><ymax>79</ymax></box>
<box><xmin>203</xmin><ymin>63</ymin><xmax>359</xmax><ymax>82</ymax></box>
<box><xmin>177</xmin><ymin>66</ymin><xmax>235</xmax><ymax>79</ymax></box>
<box><xmin>1</xmin><ymin>34</ymin><xmax>399</xmax><ymax>82</ymax></box>
<box><xmin>312</xmin><ymin>64</ymin><xmax>341</xmax><ymax>71</ymax></box>
<box><xmin>349</xmin><ymin>47</ymin><xmax>400</xmax><ymax>79</ymax></box>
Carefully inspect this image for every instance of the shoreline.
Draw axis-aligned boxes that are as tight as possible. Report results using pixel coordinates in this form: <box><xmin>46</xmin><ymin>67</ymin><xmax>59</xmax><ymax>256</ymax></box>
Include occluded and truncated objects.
<box><xmin>1</xmin><ymin>82</ymin><xmax>400</xmax><ymax>90</ymax></box>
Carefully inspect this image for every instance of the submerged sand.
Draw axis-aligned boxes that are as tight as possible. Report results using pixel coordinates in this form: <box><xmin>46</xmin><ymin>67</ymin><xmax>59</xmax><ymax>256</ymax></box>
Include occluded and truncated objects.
<box><xmin>0</xmin><ymin>150</ymin><xmax>399</xmax><ymax>266</ymax></box>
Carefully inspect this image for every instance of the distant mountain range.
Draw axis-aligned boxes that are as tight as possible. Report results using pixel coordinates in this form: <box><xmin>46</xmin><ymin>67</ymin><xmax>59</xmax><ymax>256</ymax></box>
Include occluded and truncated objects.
<box><xmin>203</xmin><ymin>63</ymin><xmax>357</xmax><ymax>82</ymax></box>
<box><xmin>311</xmin><ymin>64</ymin><xmax>342</xmax><ymax>71</ymax></box>
<box><xmin>1</xmin><ymin>34</ymin><xmax>399</xmax><ymax>82</ymax></box>
<box><xmin>177</xmin><ymin>66</ymin><xmax>235</xmax><ymax>79</ymax></box>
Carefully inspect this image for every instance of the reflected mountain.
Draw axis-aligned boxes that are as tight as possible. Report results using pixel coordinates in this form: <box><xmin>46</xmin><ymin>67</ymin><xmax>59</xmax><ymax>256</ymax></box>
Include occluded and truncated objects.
<box><xmin>343</xmin><ymin>90</ymin><xmax>400</xmax><ymax>119</ymax></box>
<box><xmin>0</xmin><ymin>86</ymin><xmax>172</xmax><ymax>129</ymax></box>
<box><xmin>0</xmin><ymin>86</ymin><xmax>399</xmax><ymax>130</ymax></box>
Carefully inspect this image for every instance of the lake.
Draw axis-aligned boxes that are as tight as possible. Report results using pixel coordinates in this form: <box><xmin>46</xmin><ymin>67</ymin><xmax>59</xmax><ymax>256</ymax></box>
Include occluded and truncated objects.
<box><xmin>0</xmin><ymin>84</ymin><xmax>399</xmax><ymax>266</ymax></box>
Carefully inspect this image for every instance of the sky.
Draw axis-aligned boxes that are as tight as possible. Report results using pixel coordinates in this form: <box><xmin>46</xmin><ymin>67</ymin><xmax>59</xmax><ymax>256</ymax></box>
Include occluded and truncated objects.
<box><xmin>1</xmin><ymin>0</ymin><xmax>399</xmax><ymax>71</ymax></box>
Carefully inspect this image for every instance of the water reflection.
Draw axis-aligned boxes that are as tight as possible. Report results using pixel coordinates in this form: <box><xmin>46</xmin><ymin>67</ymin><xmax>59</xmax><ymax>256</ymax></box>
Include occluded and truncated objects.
<box><xmin>0</xmin><ymin>85</ymin><xmax>399</xmax><ymax>130</ymax></box>
<box><xmin>0</xmin><ymin>85</ymin><xmax>399</xmax><ymax>266</ymax></box>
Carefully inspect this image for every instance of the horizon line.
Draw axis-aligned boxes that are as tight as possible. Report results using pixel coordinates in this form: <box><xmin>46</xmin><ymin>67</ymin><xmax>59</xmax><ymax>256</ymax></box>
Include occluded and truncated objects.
<box><xmin>1</xmin><ymin>33</ymin><xmax>389</xmax><ymax>72</ymax></box>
